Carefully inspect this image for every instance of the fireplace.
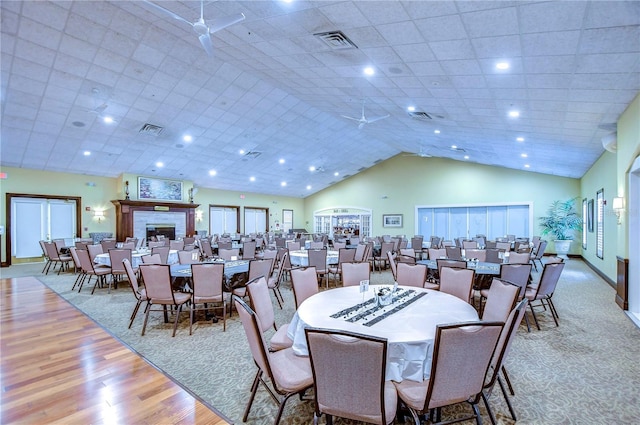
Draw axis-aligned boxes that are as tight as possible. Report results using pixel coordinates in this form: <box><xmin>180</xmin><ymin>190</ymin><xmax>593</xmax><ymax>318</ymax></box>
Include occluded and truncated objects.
<box><xmin>146</xmin><ymin>224</ymin><xmax>176</xmax><ymax>241</ymax></box>
<box><xmin>111</xmin><ymin>200</ymin><xmax>199</xmax><ymax>242</ymax></box>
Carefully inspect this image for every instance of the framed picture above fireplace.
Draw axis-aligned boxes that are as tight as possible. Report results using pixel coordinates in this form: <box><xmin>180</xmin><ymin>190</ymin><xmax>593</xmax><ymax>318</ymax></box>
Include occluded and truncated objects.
<box><xmin>138</xmin><ymin>177</ymin><xmax>183</xmax><ymax>201</ymax></box>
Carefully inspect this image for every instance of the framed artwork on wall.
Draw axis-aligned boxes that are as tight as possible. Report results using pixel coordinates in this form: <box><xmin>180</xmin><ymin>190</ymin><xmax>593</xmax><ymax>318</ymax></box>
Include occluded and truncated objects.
<box><xmin>138</xmin><ymin>177</ymin><xmax>183</xmax><ymax>201</ymax></box>
<box><xmin>383</xmin><ymin>214</ymin><xmax>403</xmax><ymax>228</ymax></box>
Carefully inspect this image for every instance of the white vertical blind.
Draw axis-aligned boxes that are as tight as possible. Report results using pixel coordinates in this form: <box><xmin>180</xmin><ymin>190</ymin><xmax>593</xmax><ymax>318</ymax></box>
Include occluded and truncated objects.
<box><xmin>244</xmin><ymin>208</ymin><xmax>267</xmax><ymax>234</ymax></box>
<box><xmin>12</xmin><ymin>199</ymin><xmax>44</xmax><ymax>258</ymax></box>
<box><xmin>596</xmin><ymin>189</ymin><xmax>604</xmax><ymax>259</ymax></box>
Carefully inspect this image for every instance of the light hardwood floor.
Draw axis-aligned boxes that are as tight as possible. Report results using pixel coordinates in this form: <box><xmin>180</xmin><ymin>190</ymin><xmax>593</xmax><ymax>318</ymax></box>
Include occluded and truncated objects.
<box><xmin>0</xmin><ymin>276</ymin><xmax>231</xmax><ymax>424</ymax></box>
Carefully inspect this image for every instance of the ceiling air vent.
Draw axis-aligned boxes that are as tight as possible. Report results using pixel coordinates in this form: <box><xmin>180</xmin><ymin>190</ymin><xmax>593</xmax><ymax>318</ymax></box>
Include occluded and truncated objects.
<box><xmin>314</xmin><ymin>31</ymin><xmax>358</xmax><ymax>50</ymax></box>
<box><xmin>408</xmin><ymin>111</ymin><xmax>433</xmax><ymax>121</ymax></box>
<box><xmin>139</xmin><ymin>123</ymin><xmax>164</xmax><ymax>136</ymax></box>
<box><xmin>243</xmin><ymin>151</ymin><xmax>261</xmax><ymax>158</ymax></box>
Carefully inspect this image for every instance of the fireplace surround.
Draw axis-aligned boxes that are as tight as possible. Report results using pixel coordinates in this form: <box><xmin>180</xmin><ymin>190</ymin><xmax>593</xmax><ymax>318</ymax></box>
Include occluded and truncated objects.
<box><xmin>111</xmin><ymin>200</ymin><xmax>199</xmax><ymax>242</ymax></box>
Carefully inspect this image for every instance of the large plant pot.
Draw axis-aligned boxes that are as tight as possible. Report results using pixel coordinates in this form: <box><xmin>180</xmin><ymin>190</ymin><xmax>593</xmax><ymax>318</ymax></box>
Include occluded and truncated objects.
<box><xmin>554</xmin><ymin>240</ymin><xmax>572</xmax><ymax>259</ymax></box>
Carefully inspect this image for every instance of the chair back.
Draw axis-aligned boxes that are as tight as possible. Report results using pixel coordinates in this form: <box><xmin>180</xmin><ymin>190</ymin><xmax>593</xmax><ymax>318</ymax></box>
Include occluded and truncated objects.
<box><xmin>386</xmin><ymin>251</ymin><xmax>398</xmax><ymax>280</ymax></box>
<box><xmin>109</xmin><ymin>249</ymin><xmax>132</xmax><ymax>274</ymax></box>
<box><xmin>170</xmin><ymin>240</ymin><xmax>185</xmax><ymax>251</ymax></box>
<box><xmin>482</xmin><ymin>278</ymin><xmax>520</xmax><ymax>322</ymax></box>
<box><xmin>291</xmin><ymin>266</ymin><xmax>319</xmax><ymax>308</ymax></box>
<box><xmin>507</xmin><ymin>252</ymin><xmax>530</xmax><ymax>264</ymax></box>
<box><xmin>436</xmin><ymin>259</ymin><xmax>467</xmax><ymax>277</ymax></box>
<box><xmin>101</xmin><ymin>239</ymin><xmax>117</xmax><ymax>251</ymax></box>
<box><xmin>378</xmin><ymin>242</ymin><xmax>394</xmax><ymax>259</ymax></box>
<box><xmin>287</xmin><ymin>241</ymin><xmax>301</xmax><ymax>251</ymax></box>
<box><xmin>411</xmin><ymin>236</ymin><xmax>424</xmax><ymax>252</ymax></box>
<box><xmin>305</xmin><ymin>328</ymin><xmax>395</xmax><ymax>424</ymax></box>
<box><xmin>398</xmin><ymin>248</ymin><xmax>416</xmax><ymax>263</ymax></box>
<box><xmin>248</xmin><ymin>259</ymin><xmax>274</xmax><ymax>282</ymax></box>
<box><xmin>341</xmin><ymin>262</ymin><xmax>370</xmax><ymax>287</ymax></box>
<box><xmin>217</xmin><ymin>240</ymin><xmax>232</xmax><ymax>250</ymax></box>
<box><xmin>424</xmin><ymin>322</ymin><xmax>503</xmax><ymax>411</ymax></box>
<box><xmin>429</xmin><ymin>236</ymin><xmax>442</xmax><ymax>249</ymax></box>
<box><xmin>533</xmin><ymin>262</ymin><xmax>565</xmax><ymax>299</ymax></box>
<box><xmin>242</xmin><ymin>241</ymin><xmax>257</xmax><ymax>259</ymax></box>
<box><xmin>233</xmin><ymin>296</ymin><xmax>273</xmax><ymax>379</ymax></box>
<box><xmin>178</xmin><ymin>250</ymin><xmax>200</xmax><ymax>264</ymax></box>
<box><xmin>337</xmin><ymin>247</ymin><xmax>357</xmax><ymax>265</ymax></box>
<box><xmin>307</xmin><ymin>249</ymin><xmax>327</xmax><ymax>271</ymax></box>
<box><xmin>200</xmin><ymin>239</ymin><xmax>214</xmax><ymax>258</ymax></box>
<box><xmin>500</xmin><ymin>263</ymin><xmax>532</xmax><ymax>299</ymax></box>
<box><xmin>484</xmin><ymin>248</ymin><xmax>502</xmax><ymax>263</ymax></box>
<box><xmin>428</xmin><ymin>248</ymin><xmax>446</xmax><ymax>260</ymax></box>
<box><xmin>142</xmin><ymin>254</ymin><xmax>161</xmax><ymax>264</ymax></box>
<box><xmin>183</xmin><ymin>237</ymin><xmax>195</xmax><ymax>245</ymax></box>
<box><xmin>87</xmin><ymin>244</ymin><xmax>103</xmax><ymax>261</ymax></box>
<box><xmin>151</xmin><ymin>246</ymin><xmax>170</xmax><ymax>264</ymax></box>
<box><xmin>121</xmin><ymin>242</ymin><xmax>135</xmax><ymax>250</ymax></box>
<box><xmin>123</xmin><ymin>258</ymin><xmax>140</xmax><ymax>289</ymax></box>
<box><xmin>139</xmin><ymin>264</ymin><xmax>175</xmax><ymax>302</ymax></box>
<box><xmin>246</xmin><ymin>276</ymin><xmax>276</xmax><ymax>333</ymax></box>
<box><xmin>464</xmin><ymin>248</ymin><xmax>486</xmax><ymax>262</ymax></box>
<box><xmin>445</xmin><ymin>246</ymin><xmax>463</xmax><ymax>260</ymax></box>
<box><xmin>309</xmin><ymin>241</ymin><xmax>324</xmax><ymax>249</ymax></box>
<box><xmin>75</xmin><ymin>248</ymin><xmax>94</xmax><ymax>273</ymax></box>
<box><xmin>147</xmin><ymin>241</ymin><xmax>164</xmax><ymax>249</ymax></box>
<box><xmin>331</xmin><ymin>241</ymin><xmax>345</xmax><ymax>250</ymax></box>
<box><xmin>439</xmin><ymin>267</ymin><xmax>475</xmax><ymax>303</ymax></box>
<box><xmin>353</xmin><ymin>244</ymin><xmax>367</xmax><ymax>262</ymax></box>
<box><xmin>219</xmin><ymin>248</ymin><xmax>239</xmax><ymax>261</ymax></box>
<box><xmin>68</xmin><ymin>247</ymin><xmax>82</xmax><ymax>270</ymax></box>
<box><xmin>534</xmin><ymin>240</ymin><xmax>548</xmax><ymax>260</ymax></box>
<box><xmin>44</xmin><ymin>242</ymin><xmax>61</xmax><ymax>261</ymax></box>
<box><xmin>396</xmin><ymin>262</ymin><xmax>427</xmax><ymax>288</ymax></box>
<box><xmin>191</xmin><ymin>263</ymin><xmax>224</xmax><ymax>300</ymax></box>
<box><xmin>462</xmin><ymin>240</ymin><xmax>478</xmax><ymax>249</ymax></box>
<box><xmin>496</xmin><ymin>241</ymin><xmax>512</xmax><ymax>252</ymax></box>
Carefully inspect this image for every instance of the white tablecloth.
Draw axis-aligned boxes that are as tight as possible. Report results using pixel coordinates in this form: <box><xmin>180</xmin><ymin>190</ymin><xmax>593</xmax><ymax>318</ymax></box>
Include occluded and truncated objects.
<box><xmin>94</xmin><ymin>250</ymin><xmax>178</xmax><ymax>268</ymax></box>
<box><xmin>288</xmin><ymin>285</ymin><xmax>478</xmax><ymax>382</ymax></box>
<box><xmin>289</xmin><ymin>249</ymin><xmax>339</xmax><ymax>266</ymax></box>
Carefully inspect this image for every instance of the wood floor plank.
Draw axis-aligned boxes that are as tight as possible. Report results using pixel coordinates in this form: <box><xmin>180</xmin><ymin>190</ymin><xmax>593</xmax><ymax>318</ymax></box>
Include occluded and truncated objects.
<box><xmin>0</xmin><ymin>276</ymin><xmax>231</xmax><ymax>425</ymax></box>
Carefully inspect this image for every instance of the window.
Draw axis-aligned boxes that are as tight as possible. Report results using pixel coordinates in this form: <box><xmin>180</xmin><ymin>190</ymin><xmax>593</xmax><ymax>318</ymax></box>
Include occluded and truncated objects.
<box><xmin>582</xmin><ymin>198</ymin><xmax>587</xmax><ymax>250</ymax></box>
<box><xmin>244</xmin><ymin>208</ymin><xmax>267</xmax><ymax>234</ymax></box>
<box><xmin>209</xmin><ymin>206</ymin><xmax>239</xmax><ymax>236</ymax></box>
<box><xmin>596</xmin><ymin>189</ymin><xmax>604</xmax><ymax>259</ymax></box>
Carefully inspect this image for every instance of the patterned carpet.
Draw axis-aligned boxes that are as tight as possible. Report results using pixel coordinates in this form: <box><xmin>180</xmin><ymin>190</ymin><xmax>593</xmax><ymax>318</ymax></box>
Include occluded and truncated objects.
<box><xmin>2</xmin><ymin>258</ymin><xmax>639</xmax><ymax>424</ymax></box>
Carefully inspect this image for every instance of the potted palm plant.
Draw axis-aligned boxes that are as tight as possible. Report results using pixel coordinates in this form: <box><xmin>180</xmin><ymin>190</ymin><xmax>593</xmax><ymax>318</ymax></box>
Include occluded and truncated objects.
<box><xmin>538</xmin><ymin>198</ymin><xmax>583</xmax><ymax>259</ymax></box>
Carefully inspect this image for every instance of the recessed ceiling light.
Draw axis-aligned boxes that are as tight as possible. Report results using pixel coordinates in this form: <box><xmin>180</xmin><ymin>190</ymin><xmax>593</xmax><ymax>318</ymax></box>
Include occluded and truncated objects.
<box><xmin>451</xmin><ymin>145</ymin><xmax>457</xmax><ymax>149</ymax></box>
<box><xmin>508</xmin><ymin>110</ymin><xmax>520</xmax><ymax>118</ymax></box>
<box><xmin>183</xmin><ymin>135</ymin><xmax>193</xmax><ymax>142</ymax></box>
<box><xmin>524</xmin><ymin>164</ymin><xmax>530</xmax><ymax>168</ymax></box>
<box><xmin>521</xmin><ymin>153</ymin><xmax>528</xmax><ymax>158</ymax></box>
<box><xmin>496</xmin><ymin>62</ymin><xmax>510</xmax><ymax>70</ymax></box>
<box><xmin>516</xmin><ymin>137</ymin><xmax>525</xmax><ymax>142</ymax></box>
<box><xmin>434</xmin><ymin>129</ymin><xmax>440</xmax><ymax>134</ymax></box>
<box><xmin>334</xmin><ymin>172</ymin><xmax>339</xmax><ymax>176</ymax></box>
<box><xmin>281</xmin><ymin>181</ymin><xmax>287</xmax><ymax>187</ymax></box>
<box><xmin>239</xmin><ymin>149</ymin><xmax>245</xmax><ymax>155</ymax></box>
<box><xmin>209</xmin><ymin>169</ymin><xmax>217</xmax><ymax>176</ymax></box>
<box><xmin>279</xmin><ymin>158</ymin><xmax>285</xmax><ymax>164</ymax></box>
<box><xmin>464</xmin><ymin>155</ymin><xmax>470</xmax><ymax>160</ymax></box>
<box><xmin>249</xmin><ymin>176</ymin><xmax>255</xmax><ymax>182</ymax></box>
<box><xmin>363</xmin><ymin>66</ymin><xmax>375</xmax><ymax>76</ymax></box>
<box><xmin>83</xmin><ymin>151</ymin><xmax>91</xmax><ymax>156</ymax></box>
<box><xmin>306</xmin><ymin>185</ymin><xmax>312</xmax><ymax>190</ymax></box>
<box><xmin>309</xmin><ymin>166</ymin><xmax>316</xmax><ymax>172</ymax></box>
<box><xmin>407</xmin><ymin>106</ymin><xmax>415</xmax><ymax>112</ymax></box>
<box><xmin>156</xmin><ymin>161</ymin><xmax>164</xmax><ymax>167</ymax></box>
<box><xmin>103</xmin><ymin>116</ymin><xmax>114</xmax><ymax>124</ymax></box>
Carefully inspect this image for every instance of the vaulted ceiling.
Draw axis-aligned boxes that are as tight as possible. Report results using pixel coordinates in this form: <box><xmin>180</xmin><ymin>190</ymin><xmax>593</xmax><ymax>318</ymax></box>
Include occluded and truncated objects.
<box><xmin>1</xmin><ymin>1</ymin><xmax>639</xmax><ymax>197</ymax></box>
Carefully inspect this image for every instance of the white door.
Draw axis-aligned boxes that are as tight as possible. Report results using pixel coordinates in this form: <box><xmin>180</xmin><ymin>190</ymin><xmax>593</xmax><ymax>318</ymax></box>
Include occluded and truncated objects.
<box><xmin>11</xmin><ymin>198</ymin><xmax>76</xmax><ymax>258</ymax></box>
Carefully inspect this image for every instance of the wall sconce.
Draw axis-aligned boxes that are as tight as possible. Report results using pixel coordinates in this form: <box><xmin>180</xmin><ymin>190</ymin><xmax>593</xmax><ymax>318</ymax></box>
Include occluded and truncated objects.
<box><xmin>612</xmin><ymin>197</ymin><xmax>624</xmax><ymax>225</ymax></box>
<box><xmin>94</xmin><ymin>210</ymin><xmax>105</xmax><ymax>223</ymax></box>
<box><xmin>195</xmin><ymin>210</ymin><xmax>203</xmax><ymax>222</ymax></box>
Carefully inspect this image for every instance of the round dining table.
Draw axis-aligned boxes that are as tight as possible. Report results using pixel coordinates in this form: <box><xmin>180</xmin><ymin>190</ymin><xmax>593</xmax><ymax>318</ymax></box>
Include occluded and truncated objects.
<box><xmin>94</xmin><ymin>249</ymin><xmax>179</xmax><ymax>268</ymax></box>
<box><xmin>288</xmin><ymin>249</ymin><xmax>339</xmax><ymax>266</ymax></box>
<box><xmin>287</xmin><ymin>285</ymin><xmax>479</xmax><ymax>382</ymax></box>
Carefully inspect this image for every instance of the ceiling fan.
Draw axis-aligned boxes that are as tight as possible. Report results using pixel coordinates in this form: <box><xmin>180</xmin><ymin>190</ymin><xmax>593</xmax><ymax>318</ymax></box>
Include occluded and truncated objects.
<box><xmin>143</xmin><ymin>0</ymin><xmax>245</xmax><ymax>56</ymax></box>
<box><xmin>341</xmin><ymin>100</ymin><xmax>390</xmax><ymax>129</ymax></box>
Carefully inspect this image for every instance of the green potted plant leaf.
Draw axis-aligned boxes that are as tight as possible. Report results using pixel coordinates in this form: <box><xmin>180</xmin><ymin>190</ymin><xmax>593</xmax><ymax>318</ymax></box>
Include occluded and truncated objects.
<box><xmin>538</xmin><ymin>198</ymin><xmax>583</xmax><ymax>259</ymax></box>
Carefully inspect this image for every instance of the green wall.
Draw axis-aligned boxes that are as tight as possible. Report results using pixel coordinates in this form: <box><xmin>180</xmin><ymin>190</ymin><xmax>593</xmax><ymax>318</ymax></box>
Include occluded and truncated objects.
<box><xmin>0</xmin><ymin>167</ymin><xmax>304</xmax><ymax>263</ymax></box>
<box><xmin>304</xmin><ymin>155</ymin><xmax>580</xmax><ymax>250</ymax></box>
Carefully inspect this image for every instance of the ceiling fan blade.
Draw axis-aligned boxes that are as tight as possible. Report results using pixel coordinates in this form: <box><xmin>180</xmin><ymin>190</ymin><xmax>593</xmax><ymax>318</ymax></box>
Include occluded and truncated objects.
<box><xmin>199</xmin><ymin>33</ymin><xmax>214</xmax><ymax>56</ymax></box>
<box><xmin>367</xmin><ymin>114</ymin><xmax>390</xmax><ymax>123</ymax></box>
<box><xmin>143</xmin><ymin>0</ymin><xmax>193</xmax><ymax>27</ymax></box>
<box><xmin>341</xmin><ymin>115</ymin><xmax>361</xmax><ymax>122</ymax></box>
<box><xmin>206</xmin><ymin>13</ymin><xmax>245</xmax><ymax>33</ymax></box>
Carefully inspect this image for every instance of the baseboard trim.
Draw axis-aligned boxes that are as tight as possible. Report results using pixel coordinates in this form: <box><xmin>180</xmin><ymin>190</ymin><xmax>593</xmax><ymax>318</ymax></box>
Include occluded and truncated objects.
<box><xmin>581</xmin><ymin>256</ymin><xmax>616</xmax><ymax>288</ymax></box>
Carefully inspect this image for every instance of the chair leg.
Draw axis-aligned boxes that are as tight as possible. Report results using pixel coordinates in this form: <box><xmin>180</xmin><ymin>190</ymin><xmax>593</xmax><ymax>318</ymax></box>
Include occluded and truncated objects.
<box><xmin>141</xmin><ymin>303</ymin><xmax>152</xmax><ymax>336</ymax></box>
<box><xmin>471</xmin><ymin>402</ymin><xmax>482</xmax><ymax>425</ymax></box>
<box><xmin>272</xmin><ymin>288</ymin><xmax>283</xmax><ymax>309</ymax></box>
<box><xmin>528</xmin><ymin>302</ymin><xmax>541</xmax><ymax>330</ymax></box>
<box><xmin>481</xmin><ymin>391</ymin><xmax>497</xmax><ymax>425</ymax></box>
<box><xmin>498</xmin><ymin>376</ymin><xmax>518</xmax><ymax>421</ymax></box>
<box><xmin>242</xmin><ymin>370</ymin><xmax>262</xmax><ymax>422</ymax></box>
<box><xmin>501</xmin><ymin>366</ymin><xmax>515</xmax><ymax>395</ymax></box>
<box><xmin>171</xmin><ymin>304</ymin><xmax>183</xmax><ymax>337</ymax></box>
<box><xmin>129</xmin><ymin>300</ymin><xmax>143</xmax><ymax>329</ymax></box>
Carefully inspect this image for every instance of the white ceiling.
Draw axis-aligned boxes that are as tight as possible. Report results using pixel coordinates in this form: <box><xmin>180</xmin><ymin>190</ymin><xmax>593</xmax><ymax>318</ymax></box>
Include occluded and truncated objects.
<box><xmin>1</xmin><ymin>1</ymin><xmax>639</xmax><ymax>197</ymax></box>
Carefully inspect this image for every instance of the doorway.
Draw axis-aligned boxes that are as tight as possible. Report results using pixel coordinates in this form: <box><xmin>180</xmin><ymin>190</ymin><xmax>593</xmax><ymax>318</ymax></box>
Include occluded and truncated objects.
<box><xmin>4</xmin><ymin>194</ymin><xmax>82</xmax><ymax>266</ymax></box>
<box><xmin>627</xmin><ymin>156</ymin><xmax>640</xmax><ymax>327</ymax></box>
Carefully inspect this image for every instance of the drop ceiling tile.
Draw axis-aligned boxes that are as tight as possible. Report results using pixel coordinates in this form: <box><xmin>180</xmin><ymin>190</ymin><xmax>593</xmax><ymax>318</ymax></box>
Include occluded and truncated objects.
<box><xmin>521</xmin><ymin>31</ymin><xmax>581</xmax><ymax>56</ymax></box>
<box><xmin>518</xmin><ymin>1</ymin><xmax>587</xmax><ymax>34</ymax></box>
<box><xmin>376</xmin><ymin>21</ymin><xmax>424</xmax><ymax>45</ymax></box>
<box><xmin>584</xmin><ymin>1</ymin><xmax>640</xmax><ymax>28</ymax></box>
<box><xmin>429</xmin><ymin>39</ymin><xmax>475</xmax><ymax>61</ymax></box>
<box><xmin>461</xmin><ymin>6</ymin><xmax>518</xmax><ymax>38</ymax></box>
<box><xmin>21</xmin><ymin>1</ymin><xmax>69</xmax><ymax>31</ymax></box>
<box><xmin>14</xmin><ymin>39</ymin><xmax>56</xmax><ymax>68</ymax></box>
<box><xmin>415</xmin><ymin>14</ymin><xmax>468</xmax><ymax>42</ymax></box>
